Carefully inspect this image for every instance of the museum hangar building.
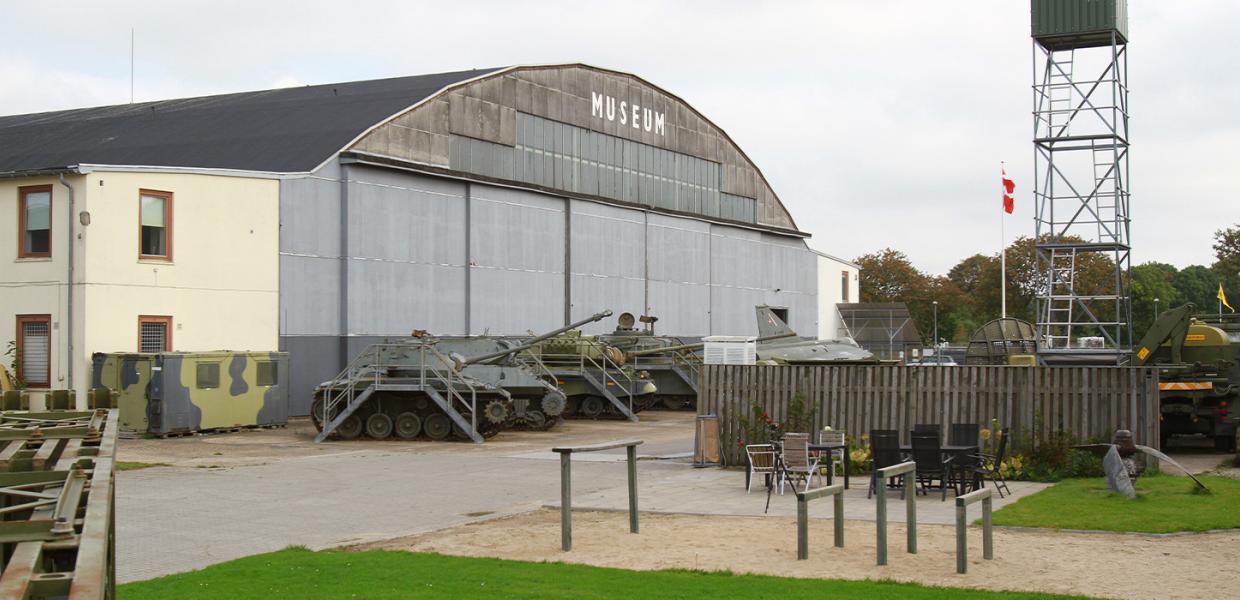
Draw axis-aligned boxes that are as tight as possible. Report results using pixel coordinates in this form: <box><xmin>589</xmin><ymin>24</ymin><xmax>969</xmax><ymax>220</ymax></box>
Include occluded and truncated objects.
<box><xmin>0</xmin><ymin>64</ymin><xmax>855</xmax><ymax>413</ymax></box>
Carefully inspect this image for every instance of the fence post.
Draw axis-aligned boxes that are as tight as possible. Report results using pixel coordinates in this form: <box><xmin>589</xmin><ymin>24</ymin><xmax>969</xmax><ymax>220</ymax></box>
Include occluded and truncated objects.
<box><xmin>955</xmin><ymin>498</ymin><xmax>967</xmax><ymax>574</ymax></box>
<box><xmin>833</xmin><ymin>491</ymin><xmax>845</xmax><ymax>548</ymax></box>
<box><xmin>560</xmin><ymin>451</ymin><xmax>572</xmax><ymax>551</ymax></box>
<box><xmin>797</xmin><ymin>494</ymin><xmax>809</xmax><ymax>560</ymax></box>
<box><xmin>905</xmin><ymin>471</ymin><xmax>917</xmax><ymax>554</ymax></box>
<box><xmin>983</xmin><ymin>493</ymin><xmax>993</xmax><ymax>560</ymax></box>
<box><xmin>627</xmin><ymin>444</ymin><xmax>639</xmax><ymax>534</ymax></box>
<box><xmin>876</xmin><ymin>477</ymin><xmax>888</xmax><ymax>565</ymax></box>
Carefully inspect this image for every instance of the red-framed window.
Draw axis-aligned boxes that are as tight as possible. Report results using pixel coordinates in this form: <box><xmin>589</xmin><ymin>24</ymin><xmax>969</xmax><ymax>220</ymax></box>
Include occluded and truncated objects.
<box><xmin>18</xmin><ymin>185</ymin><xmax>53</xmax><ymax>258</ymax></box>
<box><xmin>138</xmin><ymin>315</ymin><xmax>173</xmax><ymax>353</ymax></box>
<box><xmin>138</xmin><ymin>189</ymin><xmax>173</xmax><ymax>260</ymax></box>
<box><xmin>16</xmin><ymin>314</ymin><xmax>52</xmax><ymax>387</ymax></box>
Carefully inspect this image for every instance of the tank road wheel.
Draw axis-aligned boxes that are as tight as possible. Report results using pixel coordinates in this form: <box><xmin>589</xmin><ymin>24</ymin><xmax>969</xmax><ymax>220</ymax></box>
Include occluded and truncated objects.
<box><xmin>310</xmin><ymin>397</ymin><xmax>326</xmax><ymax>431</ymax></box>
<box><xmin>660</xmin><ymin>396</ymin><xmax>689</xmax><ymax>411</ymax></box>
<box><xmin>579</xmin><ymin>396</ymin><xmax>606</xmax><ymax>418</ymax></box>
<box><xmin>424</xmin><ymin>413</ymin><xmax>452</xmax><ymax>441</ymax></box>
<box><xmin>540</xmin><ymin>391</ymin><xmax>567</xmax><ymax>418</ymax></box>
<box><xmin>483</xmin><ymin>399</ymin><xmax>510</xmax><ymax>425</ymax></box>
<box><xmin>366</xmin><ymin>413</ymin><xmax>394</xmax><ymax>439</ymax></box>
<box><xmin>394</xmin><ymin>412</ymin><xmax>422</xmax><ymax>439</ymax></box>
<box><xmin>523</xmin><ymin>410</ymin><xmax>547</xmax><ymax>430</ymax></box>
<box><xmin>335</xmin><ymin>414</ymin><xmax>363</xmax><ymax>440</ymax></box>
<box><xmin>412</xmin><ymin>396</ymin><xmax>431</xmax><ymax>412</ymax></box>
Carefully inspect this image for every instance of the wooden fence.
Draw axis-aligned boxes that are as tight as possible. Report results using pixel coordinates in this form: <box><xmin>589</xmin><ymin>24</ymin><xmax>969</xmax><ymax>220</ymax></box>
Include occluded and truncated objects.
<box><xmin>698</xmin><ymin>365</ymin><xmax>1159</xmax><ymax>466</ymax></box>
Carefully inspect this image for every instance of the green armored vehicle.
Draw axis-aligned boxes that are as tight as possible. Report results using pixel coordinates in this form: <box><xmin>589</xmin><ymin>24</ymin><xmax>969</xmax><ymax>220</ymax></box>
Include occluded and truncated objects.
<box><xmin>598</xmin><ymin>313</ymin><xmax>701</xmax><ymax>410</ymax></box>
<box><xmin>312</xmin><ymin>312</ymin><xmax>611</xmax><ymax>443</ymax></box>
<box><xmin>92</xmin><ymin>351</ymin><xmax>289</xmax><ymax>435</ymax></box>
<box><xmin>521</xmin><ymin>328</ymin><xmax>658</xmax><ymax>420</ymax></box>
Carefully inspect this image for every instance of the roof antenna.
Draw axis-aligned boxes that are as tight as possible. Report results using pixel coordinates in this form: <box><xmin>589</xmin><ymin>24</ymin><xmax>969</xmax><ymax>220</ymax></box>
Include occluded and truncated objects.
<box><xmin>129</xmin><ymin>27</ymin><xmax>134</xmax><ymax>103</ymax></box>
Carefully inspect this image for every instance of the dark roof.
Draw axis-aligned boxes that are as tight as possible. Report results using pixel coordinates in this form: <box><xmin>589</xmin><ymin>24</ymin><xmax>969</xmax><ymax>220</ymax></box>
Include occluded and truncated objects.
<box><xmin>0</xmin><ymin>68</ymin><xmax>501</xmax><ymax>174</ymax></box>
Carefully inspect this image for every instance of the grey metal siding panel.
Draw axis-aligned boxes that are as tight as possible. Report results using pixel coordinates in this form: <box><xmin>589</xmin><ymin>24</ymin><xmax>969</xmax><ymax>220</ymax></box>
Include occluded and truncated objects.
<box><xmin>469</xmin><ymin>185</ymin><xmax>565</xmax><ymax>334</ymax></box>
<box><xmin>569</xmin><ymin>199</ymin><xmax>645</xmax><ymax>332</ymax></box>
<box><xmin>345</xmin><ymin>166</ymin><xmax>468</xmax><ymax>335</ymax></box>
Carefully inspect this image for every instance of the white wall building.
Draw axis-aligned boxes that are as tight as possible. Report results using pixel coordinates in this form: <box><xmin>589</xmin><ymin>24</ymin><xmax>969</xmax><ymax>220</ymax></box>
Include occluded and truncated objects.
<box><xmin>813</xmin><ymin>249</ymin><xmax>860</xmax><ymax>340</ymax></box>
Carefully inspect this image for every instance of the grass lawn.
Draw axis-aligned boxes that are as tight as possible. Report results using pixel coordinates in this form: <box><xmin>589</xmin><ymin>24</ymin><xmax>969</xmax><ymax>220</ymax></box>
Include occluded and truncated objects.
<box><xmin>116</xmin><ymin>461</ymin><xmax>171</xmax><ymax>471</ymax></box>
<box><xmin>992</xmin><ymin>474</ymin><xmax>1240</xmax><ymax>533</ymax></box>
<box><xmin>119</xmin><ymin>548</ymin><xmax>1089</xmax><ymax>599</ymax></box>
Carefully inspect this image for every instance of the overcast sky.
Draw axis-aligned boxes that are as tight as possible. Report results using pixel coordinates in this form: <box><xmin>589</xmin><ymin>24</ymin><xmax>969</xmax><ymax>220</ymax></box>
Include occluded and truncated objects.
<box><xmin>3</xmin><ymin>1</ymin><xmax>1236</xmax><ymax>274</ymax></box>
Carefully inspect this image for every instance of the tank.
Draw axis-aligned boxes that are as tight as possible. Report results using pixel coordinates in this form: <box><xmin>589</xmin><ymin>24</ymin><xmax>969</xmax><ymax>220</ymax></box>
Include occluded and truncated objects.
<box><xmin>521</xmin><ymin>326</ymin><xmax>658</xmax><ymax>421</ymax></box>
<box><xmin>312</xmin><ymin>311</ymin><xmax>612</xmax><ymax>443</ymax></box>
<box><xmin>91</xmin><ymin>351</ymin><xmax>289</xmax><ymax>435</ymax></box>
<box><xmin>598</xmin><ymin>313</ymin><xmax>701</xmax><ymax>410</ymax></box>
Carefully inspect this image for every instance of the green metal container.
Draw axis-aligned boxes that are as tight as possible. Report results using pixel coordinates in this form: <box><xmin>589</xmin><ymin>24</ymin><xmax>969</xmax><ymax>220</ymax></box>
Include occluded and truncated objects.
<box><xmin>1032</xmin><ymin>0</ymin><xmax>1128</xmax><ymax>48</ymax></box>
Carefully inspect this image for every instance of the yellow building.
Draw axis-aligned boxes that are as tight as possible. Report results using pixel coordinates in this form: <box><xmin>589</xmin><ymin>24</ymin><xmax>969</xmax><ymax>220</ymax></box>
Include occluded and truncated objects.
<box><xmin>0</xmin><ymin>170</ymin><xmax>278</xmax><ymax>403</ymax></box>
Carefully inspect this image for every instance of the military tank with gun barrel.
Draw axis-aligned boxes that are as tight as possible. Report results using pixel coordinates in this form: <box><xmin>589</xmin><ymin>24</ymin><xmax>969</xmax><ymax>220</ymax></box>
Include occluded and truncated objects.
<box><xmin>520</xmin><ymin>326</ymin><xmax>658</xmax><ymax>421</ymax></box>
<box><xmin>311</xmin><ymin>311</ymin><xmax>612</xmax><ymax>443</ymax></box>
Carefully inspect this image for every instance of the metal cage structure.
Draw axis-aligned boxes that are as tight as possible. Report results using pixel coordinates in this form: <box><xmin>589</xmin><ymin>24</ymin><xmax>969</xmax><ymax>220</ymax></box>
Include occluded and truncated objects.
<box><xmin>1031</xmin><ymin>0</ymin><xmax>1132</xmax><ymax>364</ymax></box>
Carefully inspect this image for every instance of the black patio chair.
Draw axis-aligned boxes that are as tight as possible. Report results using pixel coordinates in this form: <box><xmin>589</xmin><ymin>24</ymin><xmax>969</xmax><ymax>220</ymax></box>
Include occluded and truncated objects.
<box><xmin>912</xmin><ymin>423</ymin><xmax>940</xmax><ymax>440</ymax></box>
<box><xmin>911</xmin><ymin>431</ymin><xmax>957</xmax><ymax>501</ymax></box>
<box><xmin>969</xmin><ymin>427</ymin><xmax>1012</xmax><ymax>498</ymax></box>
<box><xmin>867</xmin><ymin>429</ymin><xmax>905</xmax><ymax>499</ymax></box>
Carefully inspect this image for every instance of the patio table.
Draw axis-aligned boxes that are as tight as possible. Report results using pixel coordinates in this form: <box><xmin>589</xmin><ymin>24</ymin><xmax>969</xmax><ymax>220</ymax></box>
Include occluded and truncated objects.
<box><xmin>807</xmin><ymin>442</ymin><xmax>851</xmax><ymax>489</ymax></box>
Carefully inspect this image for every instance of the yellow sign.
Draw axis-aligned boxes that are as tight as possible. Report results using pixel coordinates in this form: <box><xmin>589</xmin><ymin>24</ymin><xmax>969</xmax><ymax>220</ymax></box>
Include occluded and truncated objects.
<box><xmin>1136</xmin><ymin>347</ymin><xmax>1150</xmax><ymax>360</ymax></box>
<box><xmin>1185</xmin><ymin>334</ymin><xmax>1206</xmax><ymax>342</ymax></box>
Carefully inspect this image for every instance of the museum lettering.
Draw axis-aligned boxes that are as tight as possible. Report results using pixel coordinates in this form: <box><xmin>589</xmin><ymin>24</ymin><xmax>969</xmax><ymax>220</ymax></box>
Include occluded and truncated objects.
<box><xmin>591</xmin><ymin>91</ymin><xmax>666</xmax><ymax>136</ymax></box>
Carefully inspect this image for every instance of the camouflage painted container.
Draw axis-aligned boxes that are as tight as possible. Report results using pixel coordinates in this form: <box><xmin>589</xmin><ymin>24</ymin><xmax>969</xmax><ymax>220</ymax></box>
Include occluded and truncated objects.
<box><xmin>91</xmin><ymin>351</ymin><xmax>288</xmax><ymax>435</ymax></box>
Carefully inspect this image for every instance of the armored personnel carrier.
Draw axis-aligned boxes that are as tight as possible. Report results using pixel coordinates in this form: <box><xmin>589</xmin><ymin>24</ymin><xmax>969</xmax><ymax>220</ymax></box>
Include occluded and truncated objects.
<box><xmin>312</xmin><ymin>312</ymin><xmax>611</xmax><ymax>443</ymax></box>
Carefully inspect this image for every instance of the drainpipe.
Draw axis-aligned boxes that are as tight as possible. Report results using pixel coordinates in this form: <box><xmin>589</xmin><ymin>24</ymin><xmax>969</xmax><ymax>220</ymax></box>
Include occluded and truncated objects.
<box><xmin>57</xmin><ymin>173</ymin><xmax>76</xmax><ymax>393</ymax></box>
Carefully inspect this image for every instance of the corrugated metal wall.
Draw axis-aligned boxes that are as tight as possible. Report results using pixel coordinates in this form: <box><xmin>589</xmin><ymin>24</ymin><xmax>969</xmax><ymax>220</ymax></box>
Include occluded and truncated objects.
<box><xmin>279</xmin><ymin>163</ymin><xmax>818</xmax><ymax>414</ymax></box>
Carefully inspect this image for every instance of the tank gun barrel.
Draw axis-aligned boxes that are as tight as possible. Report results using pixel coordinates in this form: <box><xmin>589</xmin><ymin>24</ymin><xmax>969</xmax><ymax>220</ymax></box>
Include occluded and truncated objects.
<box><xmin>456</xmin><ymin>310</ymin><xmax>613</xmax><ymax>367</ymax></box>
<box><xmin>624</xmin><ymin>331</ymin><xmax>796</xmax><ymax>357</ymax></box>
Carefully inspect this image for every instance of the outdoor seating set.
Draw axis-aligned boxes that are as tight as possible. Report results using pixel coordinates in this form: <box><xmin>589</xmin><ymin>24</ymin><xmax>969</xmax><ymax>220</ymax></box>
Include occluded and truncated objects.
<box><xmin>744</xmin><ymin>429</ymin><xmax>848</xmax><ymax>495</ymax></box>
<box><xmin>745</xmin><ymin>423</ymin><xmax>1010</xmax><ymax>501</ymax></box>
<box><xmin>868</xmin><ymin>423</ymin><xmax>1011</xmax><ymax>501</ymax></box>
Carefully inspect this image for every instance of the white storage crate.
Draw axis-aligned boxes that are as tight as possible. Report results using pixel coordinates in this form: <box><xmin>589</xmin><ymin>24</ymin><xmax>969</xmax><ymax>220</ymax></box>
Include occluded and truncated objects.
<box><xmin>703</xmin><ymin>336</ymin><xmax>757</xmax><ymax>365</ymax></box>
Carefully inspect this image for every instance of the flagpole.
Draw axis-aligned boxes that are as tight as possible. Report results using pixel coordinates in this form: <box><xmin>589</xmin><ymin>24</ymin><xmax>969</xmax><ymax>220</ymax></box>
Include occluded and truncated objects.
<box><xmin>1000</xmin><ymin>162</ymin><xmax>1007</xmax><ymax>319</ymax></box>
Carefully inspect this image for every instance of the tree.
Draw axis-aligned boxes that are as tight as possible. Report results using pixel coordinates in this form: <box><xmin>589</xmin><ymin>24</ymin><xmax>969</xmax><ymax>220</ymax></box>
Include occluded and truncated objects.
<box><xmin>1173</xmin><ymin>265</ymin><xmax>1218</xmax><ymax>312</ymax></box>
<box><xmin>1130</xmin><ymin>262</ymin><xmax>1180</xmax><ymax>336</ymax></box>
<box><xmin>1213</xmin><ymin>223</ymin><xmax>1240</xmax><ymax>303</ymax></box>
<box><xmin>855</xmin><ymin>249</ymin><xmax>928</xmax><ymax>304</ymax></box>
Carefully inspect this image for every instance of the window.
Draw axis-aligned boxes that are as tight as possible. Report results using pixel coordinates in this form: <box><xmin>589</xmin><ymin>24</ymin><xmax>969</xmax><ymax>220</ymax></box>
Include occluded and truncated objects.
<box><xmin>139</xmin><ymin>190</ymin><xmax>172</xmax><ymax>259</ymax></box>
<box><xmin>256</xmin><ymin>361</ymin><xmax>278</xmax><ymax>387</ymax></box>
<box><xmin>196</xmin><ymin>363</ymin><xmax>220</xmax><ymax>389</ymax></box>
<box><xmin>138</xmin><ymin>316</ymin><xmax>172</xmax><ymax>353</ymax></box>
<box><xmin>19</xmin><ymin>185</ymin><xmax>52</xmax><ymax>258</ymax></box>
<box><xmin>841</xmin><ymin>271</ymin><xmax>850</xmax><ymax>302</ymax></box>
<box><xmin>770</xmin><ymin>308</ymin><xmax>789</xmax><ymax>324</ymax></box>
<box><xmin>16</xmin><ymin>315</ymin><xmax>51</xmax><ymax>387</ymax></box>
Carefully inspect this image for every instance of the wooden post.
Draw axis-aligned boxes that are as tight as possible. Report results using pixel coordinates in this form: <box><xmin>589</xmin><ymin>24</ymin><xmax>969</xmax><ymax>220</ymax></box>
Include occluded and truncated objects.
<box><xmin>955</xmin><ymin>500</ymin><xmax>967</xmax><ymax>574</ymax></box>
<box><xmin>627</xmin><ymin>444</ymin><xmax>639</xmax><ymax>534</ymax></box>
<box><xmin>833</xmin><ymin>491</ymin><xmax>845</xmax><ymax>548</ymax></box>
<box><xmin>797</xmin><ymin>495</ymin><xmax>809</xmax><ymax>560</ymax></box>
<box><xmin>876</xmin><ymin>476</ymin><xmax>888</xmax><ymax>565</ymax></box>
<box><xmin>560</xmin><ymin>451</ymin><xmax>572</xmax><ymax>552</ymax></box>
<box><xmin>983</xmin><ymin>493</ymin><xmax>993</xmax><ymax>560</ymax></box>
<box><xmin>905</xmin><ymin>471</ymin><xmax>917</xmax><ymax>554</ymax></box>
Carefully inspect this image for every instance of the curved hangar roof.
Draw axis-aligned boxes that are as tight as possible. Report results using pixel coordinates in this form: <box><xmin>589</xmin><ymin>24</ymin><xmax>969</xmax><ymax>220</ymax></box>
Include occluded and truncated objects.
<box><xmin>0</xmin><ymin>64</ymin><xmax>799</xmax><ymax>233</ymax></box>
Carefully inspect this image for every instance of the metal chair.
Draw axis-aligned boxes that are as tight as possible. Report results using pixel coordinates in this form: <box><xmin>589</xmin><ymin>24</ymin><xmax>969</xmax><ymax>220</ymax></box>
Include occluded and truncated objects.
<box><xmin>911</xmin><ymin>430</ymin><xmax>957</xmax><ymax>501</ymax></box>
<box><xmin>912</xmin><ymin>423</ymin><xmax>941</xmax><ymax>439</ymax></box>
<box><xmin>867</xmin><ymin>429</ymin><xmax>905</xmax><ymax>499</ymax></box>
<box><xmin>744</xmin><ymin>444</ymin><xmax>777</xmax><ymax>494</ymax></box>
<box><xmin>779</xmin><ymin>433</ymin><xmax>822</xmax><ymax>494</ymax></box>
<box><xmin>817</xmin><ymin>429</ymin><xmax>846</xmax><ymax>484</ymax></box>
<box><xmin>969</xmin><ymin>427</ymin><xmax>1012</xmax><ymax>498</ymax></box>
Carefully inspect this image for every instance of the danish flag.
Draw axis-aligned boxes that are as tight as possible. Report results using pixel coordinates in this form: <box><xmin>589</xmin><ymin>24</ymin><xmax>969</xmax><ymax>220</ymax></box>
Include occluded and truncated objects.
<box><xmin>1002</xmin><ymin>167</ymin><xmax>1016</xmax><ymax>214</ymax></box>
